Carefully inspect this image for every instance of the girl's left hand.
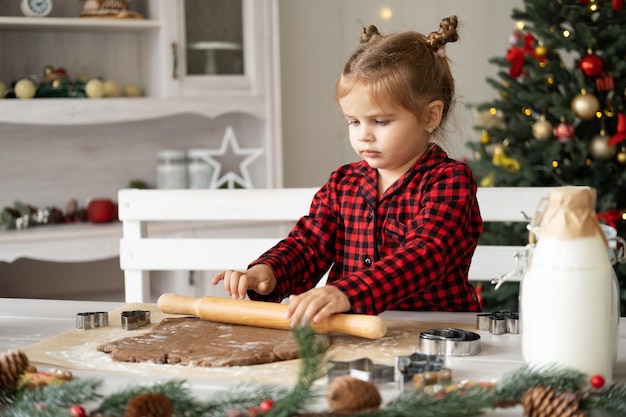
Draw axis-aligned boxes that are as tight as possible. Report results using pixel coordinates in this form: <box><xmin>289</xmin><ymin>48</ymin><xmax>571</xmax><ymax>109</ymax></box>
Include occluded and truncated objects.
<box><xmin>285</xmin><ymin>286</ymin><xmax>351</xmax><ymax>328</ymax></box>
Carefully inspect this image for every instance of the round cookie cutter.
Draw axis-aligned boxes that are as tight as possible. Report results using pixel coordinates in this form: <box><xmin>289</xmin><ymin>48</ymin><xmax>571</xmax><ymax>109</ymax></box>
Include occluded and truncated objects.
<box><xmin>418</xmin><ymin>327</ymin><xmax>481</xmax><ymax>356</ymax></box>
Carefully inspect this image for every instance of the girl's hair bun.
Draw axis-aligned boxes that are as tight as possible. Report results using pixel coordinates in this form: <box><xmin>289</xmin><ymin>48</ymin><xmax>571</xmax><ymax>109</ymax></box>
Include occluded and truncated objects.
<box><xmin>427</xmin><ymin>15</ymin><xmax>459</xmax><ymax>52</ymax></box>
<box><xmin>360</xmin><ymin>25</ymin><xmax>383</xmax><ymax>44</ymax></box>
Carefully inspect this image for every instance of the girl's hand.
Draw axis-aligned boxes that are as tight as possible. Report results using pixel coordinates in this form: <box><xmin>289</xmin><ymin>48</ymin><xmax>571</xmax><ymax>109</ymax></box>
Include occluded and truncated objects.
<box><xmin>285</xmin><ymin>286</ymin><xmax>351</xmax><ymax>328</ymax></box>
<box><xmin>211</xmin><ymin>264</ymin><xmax>276</xmax><ymax>299</ymax></box>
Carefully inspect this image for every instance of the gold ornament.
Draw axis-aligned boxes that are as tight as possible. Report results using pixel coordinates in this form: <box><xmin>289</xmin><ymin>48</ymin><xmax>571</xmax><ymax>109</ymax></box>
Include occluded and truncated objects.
<box><xmin>103</xmin><ymin>80</ymin><xmax>120</xmax><ymax>97</ymax></box>
<box><xmin>571</xmin><ymin>91</ymin><xmax>600</xmax><ymax>120</ymax></box>
<box><xmin>480</xmin><ymin>130</ymin><xmax>491</xmax><ymax>144</ymax></box>
<box><xmin>124</xmin><ymin>83</ymin><xmax>142</xmax><ymax>97</ymax></box>
<box><xmin>0</xmin><ymin>81</ymin><xmax>7</xmax><ymax>99</ymax></box>
<box><xmin>532</xmin><ymin>116</ymin><xmax>553</xmax><ymax>141</ymax></box>
<box><xmin>590</xmin><ymin>133</ymin><xmax>617</xmax><ymax>160</ymax></box>
<box><xmin>480</xmin><ymin>172</ymin><xmax>495</xmax><ymax>187</ymax></box>
<box><xmin>85</xmin><ymin>78</ymin><xmax>105</xmax><ymax>98</ymax></box>
<box><xmin>617</xmin><ymin>149</ymin><xmax>626</xmax><ymax>164</ymax></box>
<box><xmin>535</xmin><ymin>44</ymin><xmax>548</xmax><ymax>58</ymax></box>
<box><xmin>14</xmin><ymin>78</ymin><xmax>37</xmax><ymax>99</ymax></box>
<box><xmin>492</xmin><ymin>145</ymin><xmax>521</xmax><ymax>172</ymax></box>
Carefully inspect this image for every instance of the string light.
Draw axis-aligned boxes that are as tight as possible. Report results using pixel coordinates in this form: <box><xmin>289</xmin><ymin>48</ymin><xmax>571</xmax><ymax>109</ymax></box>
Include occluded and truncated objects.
<box><xmin>379</xmin><ymin>7</ymin><xmax>392</xmax><ymax>20</ymax></box>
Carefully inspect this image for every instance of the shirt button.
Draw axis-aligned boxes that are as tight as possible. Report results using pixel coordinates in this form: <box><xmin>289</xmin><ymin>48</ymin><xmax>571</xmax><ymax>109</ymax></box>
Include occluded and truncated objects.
<box><xmin>364</xmin><ymin>257</ymin><xmax>372</xmax><ymax>266</ymax></box>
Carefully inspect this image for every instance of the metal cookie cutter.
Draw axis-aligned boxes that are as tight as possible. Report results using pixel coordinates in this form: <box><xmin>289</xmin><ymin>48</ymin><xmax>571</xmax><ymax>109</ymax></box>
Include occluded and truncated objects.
<box><xmin>395</xmin><ymin>352</ymin><xmax>451</xmax><ymax>391</ymax></box>
<box><xmin>418</xmin><ymin>328</ymin><xmax>481</xmax><ymax>356</ymax></box>
<box><xmin>476</xmin><ymin>311</ymin><xmax>519</xmax><ymax>335</ymax></box>
<box><xmin>76</xmin><ymin>311</ymin><xmax>109</xmax><ymax>330</ymax></box>
<box><xmin>121</xmin><ymin>310</ymin><xmax>151</xmax><ymax>330</ymax></box>
<box><xmin>327</xmin><ymin>357</ymin><xmax>395</xmax><ymax>384</ymax></box>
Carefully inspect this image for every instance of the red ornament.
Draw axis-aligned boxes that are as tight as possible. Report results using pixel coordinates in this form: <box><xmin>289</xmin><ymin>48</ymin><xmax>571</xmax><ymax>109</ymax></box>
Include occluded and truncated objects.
<box><xmin>70</xmin><ymin>405</ymin><xmax>86</xmax><ymax>417</ymax></box>
<box><xmin>613</xmin><ymin>0</ymin><xmax>623</xmax><ymax>10</ymax></box>
<box><xmin>553</xmin><ymin>121</ymin><xmax>575</xmax><ymax>142</ymax></box>
<box><xmin>590</xmin><ymin>374</ymin><xmax>605</xmax><ymax>389</ymax></box>
<box><xmin>86</xmin><ymin>198</ymin><xmax>117</xmax><ymax>223</ymax></box>
<box><xmin>579</xmin><ymin>53</ymin><xmax>604</xmax><ymax>78</ymax></box>
<box><xmin>259</xmin><ymin>399</ymin><xmax>275</xmax><ymax>412</ymax></box>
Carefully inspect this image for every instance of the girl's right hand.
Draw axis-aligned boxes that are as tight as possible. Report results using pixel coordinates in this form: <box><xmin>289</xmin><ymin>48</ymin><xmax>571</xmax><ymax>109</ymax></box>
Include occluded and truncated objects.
<box><xmin>211</xmin><ymin>264</ymin><xmax>277</xmax><ymax>299</ymax></box>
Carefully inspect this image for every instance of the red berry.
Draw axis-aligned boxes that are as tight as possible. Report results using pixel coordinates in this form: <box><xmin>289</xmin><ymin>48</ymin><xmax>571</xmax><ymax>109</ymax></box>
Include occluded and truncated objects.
<box><xmin>259</xmin><ymin>399</ymin><xmax>275</xmax><ymax>412</ymax></box>
<box><xmin>227</xmin><ymin>409</ymin><xmax>243</xmax><ymax>417</ymax></box>
<box><xmin>70</xmin><ymin>405</ymin><xmax>86</xmax><ymax>417</ymax></box>
<box><xmin>590</xmin><ymin>374</ymin><xmax>605</xmax><ymax>389</ymax></box>
<box><xmin>248</xmin><ymin>406</ymin><xmax>260</xmax><ymax>417</ymax></box>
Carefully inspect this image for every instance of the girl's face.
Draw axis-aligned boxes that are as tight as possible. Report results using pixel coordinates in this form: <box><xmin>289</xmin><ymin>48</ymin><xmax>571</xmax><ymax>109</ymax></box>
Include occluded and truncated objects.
<box><xmin>339</xmin><ymin>86</ymin><xmax>440</xmax><ymax>183</ymax></box>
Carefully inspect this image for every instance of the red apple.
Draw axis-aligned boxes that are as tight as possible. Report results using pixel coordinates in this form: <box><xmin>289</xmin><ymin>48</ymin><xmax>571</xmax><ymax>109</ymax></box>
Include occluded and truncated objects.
<box><xmin>86</xmin><ymin>199</ymin><xmax>117</xmax><ymax>223</ymax></box>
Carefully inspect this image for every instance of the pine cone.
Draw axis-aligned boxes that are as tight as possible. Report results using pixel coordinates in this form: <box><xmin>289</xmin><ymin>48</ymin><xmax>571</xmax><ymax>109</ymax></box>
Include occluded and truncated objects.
<box><xmin>326</xmin><ymin>375</ymin><xmax>381</xmax><ymax>412</ymax></box>
<box><xmin>0</xmin><ymin>349</ymin><xmax>29</xmax><ymax>394</ymax></box>
<box><xmin>522</xmin><ymin>386</ymin><xmax>586</xmax><ymax>417</ymax></box>
<box><xmin>124</xmin><ymin>392</ymin><xmax>174</xmax><ymax>417</ymax></box>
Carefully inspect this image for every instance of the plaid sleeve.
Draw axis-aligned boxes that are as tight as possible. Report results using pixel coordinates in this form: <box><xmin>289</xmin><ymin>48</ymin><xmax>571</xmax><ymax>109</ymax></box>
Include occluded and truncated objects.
<box><xmin>248</xmin><ymin>183</ymin><xmax>338</xmax><ymax>302</ymax></box>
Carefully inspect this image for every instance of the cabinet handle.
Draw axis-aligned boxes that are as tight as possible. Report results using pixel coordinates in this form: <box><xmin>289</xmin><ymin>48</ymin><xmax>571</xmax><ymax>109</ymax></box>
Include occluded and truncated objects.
<box><xmin>171</xmin><ymin>42</ymin><xmax>179</xmax><ymax>79</ymax></box>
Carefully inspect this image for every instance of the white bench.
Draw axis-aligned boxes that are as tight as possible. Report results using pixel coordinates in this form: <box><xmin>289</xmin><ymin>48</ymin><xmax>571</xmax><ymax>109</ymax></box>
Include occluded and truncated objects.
<box><xmin>118</xmin><ymin>187</ymin><xmax>552</xmax><ymax>303</ymax></box>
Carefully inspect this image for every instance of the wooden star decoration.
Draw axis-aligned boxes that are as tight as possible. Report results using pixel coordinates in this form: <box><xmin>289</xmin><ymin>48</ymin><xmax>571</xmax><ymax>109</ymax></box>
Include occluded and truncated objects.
<box><xmin>204</xmin><ymin>126</ymin><xmax>264</xmax><ymax>189</ymax></box>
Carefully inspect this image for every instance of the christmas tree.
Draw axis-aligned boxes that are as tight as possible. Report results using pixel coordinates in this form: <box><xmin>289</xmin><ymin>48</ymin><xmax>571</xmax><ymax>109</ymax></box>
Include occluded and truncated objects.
<box><xmin>468</xmin><ymin>0</ymin><xmax>626</xmax><ymax>313</ymax></box>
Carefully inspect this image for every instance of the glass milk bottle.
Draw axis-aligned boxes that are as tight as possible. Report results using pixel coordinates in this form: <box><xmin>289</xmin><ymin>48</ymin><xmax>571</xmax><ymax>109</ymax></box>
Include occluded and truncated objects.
<box><xmin>520</xmin><ymin>186</ymin><xmax>619</xmax><ymax>385</ymax></box>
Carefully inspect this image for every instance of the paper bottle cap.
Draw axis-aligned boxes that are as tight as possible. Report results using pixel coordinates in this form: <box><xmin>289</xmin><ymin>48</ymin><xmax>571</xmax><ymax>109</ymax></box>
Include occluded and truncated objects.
<box><xmin>538</xmin><ymin>186</ymin><xmax>605</xmax><ymax>244</ymax></box>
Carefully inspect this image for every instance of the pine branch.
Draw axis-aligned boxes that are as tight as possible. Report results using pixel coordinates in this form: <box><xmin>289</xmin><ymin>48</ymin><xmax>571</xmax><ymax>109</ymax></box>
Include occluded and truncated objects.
<box><xmin>266</xmin><ymin>327</ymin><xmax>328</xmax><ymax>417</ymax></box>
<box><xmin>493</xmin><ymin>365</ymin><xmax>586</xmax><ymax>403</ymax></box>
<box><xmin>4</xmin><ymin>379</ymin><xmax>102</xmax><ymax>417</ymax></box>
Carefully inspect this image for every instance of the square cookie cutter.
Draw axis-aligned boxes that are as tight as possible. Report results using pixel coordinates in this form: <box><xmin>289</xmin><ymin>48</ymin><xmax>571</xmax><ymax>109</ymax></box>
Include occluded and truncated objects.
<box><xmin>121</xmin><ymin>310</ymin><xmax>151</xmax><ymax>330</ymax></box>
<box><xmin>76</xmin><ymin>311</ymin><xmax>109</xmax><ymax>330</ymax></box>
<box><xmin>327</xmin><ymin>357</ymin><xmax>395</xmax><ymax>384</ymax></box>
<box><xmin>395</xmin><ymin>352</ymin><xmax>451</xmax><ymax>391</ymax></box>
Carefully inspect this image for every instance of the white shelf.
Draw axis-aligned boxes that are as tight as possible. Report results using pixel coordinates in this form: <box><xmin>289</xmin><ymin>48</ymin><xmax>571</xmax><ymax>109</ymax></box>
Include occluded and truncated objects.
<box><xmin>0</xmin><ymin>96</ymin><xmax>267</xmax><ymax>124</ymax></box>
<box><xmin>0</xmin><ymin>16</ymin><xmax>160</xmax><ymax>31</ymax></box>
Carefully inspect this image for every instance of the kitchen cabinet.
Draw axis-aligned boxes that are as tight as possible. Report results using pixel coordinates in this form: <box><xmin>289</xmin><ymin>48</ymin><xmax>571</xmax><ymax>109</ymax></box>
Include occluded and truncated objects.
<box><xmin>0</xmin><ymin>0</ymin><xmax>281</xmax><ymax>125</ymax></box>
<box><xmin>0</xmin><ymin>0</ymin><xmax>282</xmax><ymax>298</ymax></box>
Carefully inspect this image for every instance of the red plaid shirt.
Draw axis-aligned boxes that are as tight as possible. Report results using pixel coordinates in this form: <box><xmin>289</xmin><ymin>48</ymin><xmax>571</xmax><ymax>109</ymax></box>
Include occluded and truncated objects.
<box><xmin>249</xmin><ymin>144</ymin><xmax>483</xmax><ymax>314</ymax></box>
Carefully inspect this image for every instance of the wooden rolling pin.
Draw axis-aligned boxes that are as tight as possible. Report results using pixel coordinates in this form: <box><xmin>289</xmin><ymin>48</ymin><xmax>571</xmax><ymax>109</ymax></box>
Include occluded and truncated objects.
<box><xmin>157</xmin><ymin>293</ymin><xmax>387</xmax><ymax>340</ymax></box>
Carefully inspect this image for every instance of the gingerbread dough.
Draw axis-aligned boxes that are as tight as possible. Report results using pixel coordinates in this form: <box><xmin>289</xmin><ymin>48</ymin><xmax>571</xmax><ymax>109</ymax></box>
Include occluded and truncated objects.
<box><xmin>97</xmin><ymin>317</ymin><xmax>304</xmax><ymax>367</ymax></box>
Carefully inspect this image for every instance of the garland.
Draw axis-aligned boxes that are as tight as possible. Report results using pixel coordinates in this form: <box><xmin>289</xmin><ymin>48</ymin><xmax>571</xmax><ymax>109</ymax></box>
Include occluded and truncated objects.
<box><xmin>1</xmin><ymin>327</ymin><xmax>626</xmax><ymax>417</ymax></box>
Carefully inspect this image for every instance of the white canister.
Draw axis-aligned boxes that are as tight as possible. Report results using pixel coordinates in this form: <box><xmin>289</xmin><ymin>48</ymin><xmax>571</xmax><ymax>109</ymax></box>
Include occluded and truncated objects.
<box><xmin>187</xmin><ymin>149</ymin><xmax>214</xmax><ymax>189</ymax></box>
<box><xmin>520</xmin><ymin>186</ymin><xmax>619</xmax><ymax>385</ymax></box>
<box><xmin>156</xmin><ymin>149</ymin><xmax>187</xmax><ymax>189</ymax></box>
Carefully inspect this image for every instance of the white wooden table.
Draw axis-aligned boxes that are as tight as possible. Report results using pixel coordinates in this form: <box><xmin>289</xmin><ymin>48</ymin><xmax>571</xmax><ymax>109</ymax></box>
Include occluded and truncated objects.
<box><xmin>1</xmin><ymin>298</ymin><xmax>625</xmax><ymax>416</ymax></box>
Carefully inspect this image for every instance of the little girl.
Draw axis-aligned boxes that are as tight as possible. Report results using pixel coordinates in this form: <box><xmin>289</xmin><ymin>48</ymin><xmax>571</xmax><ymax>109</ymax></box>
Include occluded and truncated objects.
<box><xmin>212</xmin><ymin>16</ymin><xmax>483</xmax><ymax>327</ymax></box>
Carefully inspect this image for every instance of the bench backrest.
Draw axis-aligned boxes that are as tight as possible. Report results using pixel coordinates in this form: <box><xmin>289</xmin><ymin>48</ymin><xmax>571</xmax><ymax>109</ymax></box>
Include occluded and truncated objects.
<box><xmin>118</xmin><ymin>187</ymin><xmax>551</xmax><ymax>302</ymax></box>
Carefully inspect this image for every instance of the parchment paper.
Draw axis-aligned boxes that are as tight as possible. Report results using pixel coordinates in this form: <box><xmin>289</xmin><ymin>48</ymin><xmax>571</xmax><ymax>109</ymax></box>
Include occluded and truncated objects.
<box><xmin>22</xmin><ymin>303</ymin><xmax>471</xmax><ymax>387</ymax></box>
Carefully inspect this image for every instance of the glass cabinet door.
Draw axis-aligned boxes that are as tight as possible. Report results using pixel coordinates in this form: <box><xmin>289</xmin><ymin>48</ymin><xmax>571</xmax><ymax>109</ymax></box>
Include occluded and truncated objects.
<box><xmin>171</xmin><ymin>0</ymin><xmax>265</xmax><ymax>97</ymax></box>
<box><xmin>184</xmin><ymin>0</ymin><xmax>244</xmax><ymax>76</ymax></box>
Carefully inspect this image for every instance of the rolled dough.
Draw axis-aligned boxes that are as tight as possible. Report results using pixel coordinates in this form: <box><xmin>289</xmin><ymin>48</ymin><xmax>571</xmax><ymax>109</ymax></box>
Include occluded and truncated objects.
<box><xmin>97</xmin><ymin>317</ymin><xmax>303</xmax><ymax>367</ymax></box>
